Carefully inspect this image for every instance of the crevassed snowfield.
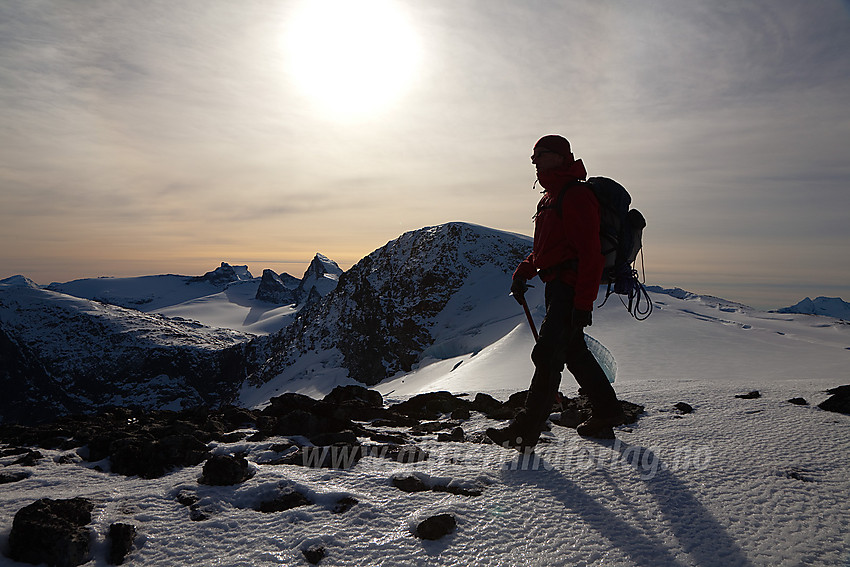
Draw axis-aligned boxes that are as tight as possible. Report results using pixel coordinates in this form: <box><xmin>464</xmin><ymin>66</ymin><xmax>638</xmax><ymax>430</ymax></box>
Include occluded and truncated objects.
<box><xmin>2</xmin><ymin>286</ymin><xmax>849</xmax><ymax>566</ymax></box>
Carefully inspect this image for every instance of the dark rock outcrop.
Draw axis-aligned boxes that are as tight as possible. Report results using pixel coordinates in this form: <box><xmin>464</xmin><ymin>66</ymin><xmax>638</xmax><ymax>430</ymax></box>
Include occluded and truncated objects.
<box><xmin>9</xmin><ymin>497</ymin><xmax>94</xmax><ymax>567</ymax></box>
<box><xmin>415</xmin><ymin>513</ymin><xmax>456</xmax><ymax>540</ymax></box>
<box><xmin>107</xmin><ymin>523</ymin><xmax>136</xmax><ymax>565</ymax></box>
<box><xmin>735</xmin><ymin>391</ymin><xmax>761</xmax><ymax>399</ymax></box>
<box><xmin>818</xmin><ymin>385</ymin><xmax>850</xmax><ymax>415</ymax></box>
<box><xmin>256</xmin><ymin>487</ymin><xmax>311</xmax><ymax>513</ymax></box>
<box><xmin>198</xmin><ymin>454</ymin><xmax>253</xmax><ymax>485</ymax></box>
<box><xmin>255</xmin><ymin>269</ymin><xmax>300</xmax><ymax>304</ymax></box>
<box><xmin>303</xmin><ymin>545</ymin><xmax>326</xmax><ymax>565</ymax></box>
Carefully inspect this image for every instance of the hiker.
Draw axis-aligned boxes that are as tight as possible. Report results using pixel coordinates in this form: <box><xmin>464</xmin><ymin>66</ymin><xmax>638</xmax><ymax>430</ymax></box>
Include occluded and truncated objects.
<box><xmin>488</xmin><ymin>135</ymin><xmax>626</xmax><ymax>448</ymax></box>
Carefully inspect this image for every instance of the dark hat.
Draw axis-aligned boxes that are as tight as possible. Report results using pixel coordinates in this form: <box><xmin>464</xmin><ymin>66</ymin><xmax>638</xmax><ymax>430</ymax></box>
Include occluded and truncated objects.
<box><xmin>534</xmin><ymin>135</ymin><xmax>573</xmax><ymax>160</ymax></box>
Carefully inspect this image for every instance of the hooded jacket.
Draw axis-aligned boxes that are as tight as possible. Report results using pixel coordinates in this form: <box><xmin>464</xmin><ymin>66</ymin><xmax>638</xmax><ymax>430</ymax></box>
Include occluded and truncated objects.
<box><xmin>513</xmin><ymin>159</ymin><xmax>604</xmax><ymax>311</ymax></box>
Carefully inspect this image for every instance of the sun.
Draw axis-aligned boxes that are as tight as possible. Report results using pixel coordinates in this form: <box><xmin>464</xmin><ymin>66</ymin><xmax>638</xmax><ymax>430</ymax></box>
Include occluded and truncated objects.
<box><xmin>285</xmin><ymin>0</ymin><xmax>422</xmax><ymax>118</ymax></box>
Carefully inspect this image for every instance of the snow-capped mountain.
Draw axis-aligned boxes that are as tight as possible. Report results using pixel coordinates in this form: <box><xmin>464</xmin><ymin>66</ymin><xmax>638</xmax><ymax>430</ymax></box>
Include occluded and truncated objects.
<box><xmin>0</xmin><ymin>284</ymin><xmax>259</xmax><ymax>424</ymax></box>
<box><xmin>0</xmin><ymin>274</ymin><xmax>40</xmax><ymax>289</ymax></box>
<box><xmin>296</xmin><ymin>252</ymin><xmax>343</xmax><ymax>302</ymax></box>
<box><xmin>244</xmin><ymin>223</ymin><xmax>531</xmax><ymax>396</ymax></box>
<box><xmin>777</xmin><ymin>296</ymin><xmax>850</xmax><ymax>320</ymax></box>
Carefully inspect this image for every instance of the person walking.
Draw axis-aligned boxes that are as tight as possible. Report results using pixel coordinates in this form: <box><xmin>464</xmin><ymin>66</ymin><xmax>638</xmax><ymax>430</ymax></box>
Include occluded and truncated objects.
<box><xmin>487</xmin><ymin>135</ymin><xmax>625</xmax><ymax>449</ymax></box>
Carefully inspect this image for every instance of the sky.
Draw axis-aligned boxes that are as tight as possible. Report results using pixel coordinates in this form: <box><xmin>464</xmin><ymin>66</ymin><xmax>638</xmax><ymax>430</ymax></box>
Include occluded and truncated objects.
<box><xmin>1</xmin><ymin>0</ymin><xmax>849</xmax><ymax>310</ymax></box>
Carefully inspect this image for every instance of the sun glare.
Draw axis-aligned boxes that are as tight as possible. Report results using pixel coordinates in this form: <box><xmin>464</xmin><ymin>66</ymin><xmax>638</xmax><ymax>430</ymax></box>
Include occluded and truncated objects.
<box><xmin>285</xmin><ymin>0</ymin><xmax>422</xmax><ymax>118</ymax></box>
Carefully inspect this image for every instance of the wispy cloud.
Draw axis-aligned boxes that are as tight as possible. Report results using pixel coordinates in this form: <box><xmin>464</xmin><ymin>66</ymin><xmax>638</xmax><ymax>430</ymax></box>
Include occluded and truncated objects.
<box><xmin>1</xmin><ymin>0</ymin><xmax>849</xmax><ymax>307</ymax></box>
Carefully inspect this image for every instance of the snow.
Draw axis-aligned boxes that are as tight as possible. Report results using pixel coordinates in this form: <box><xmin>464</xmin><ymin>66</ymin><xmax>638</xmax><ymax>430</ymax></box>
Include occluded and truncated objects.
<box><xmin>2</xmin><ymin>282</ymin><xmax>849</xmax><ymax>565</ymax></box>
<box><xmin>151</xmin><ymin>280</ymin><xmax>299</xmax><ymax>336</ymax></box>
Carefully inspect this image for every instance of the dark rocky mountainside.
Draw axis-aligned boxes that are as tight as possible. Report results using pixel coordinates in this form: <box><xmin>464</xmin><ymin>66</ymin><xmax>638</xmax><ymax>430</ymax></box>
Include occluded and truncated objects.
<box><xmin>0</xmin><ymin>286</ymin><xmax>261</xmax><ymax>424</ymax></box>
<box><xmin>249</xmin><ymin>223</ymin><xmax>531</xmax><ymax>386</ymax></box>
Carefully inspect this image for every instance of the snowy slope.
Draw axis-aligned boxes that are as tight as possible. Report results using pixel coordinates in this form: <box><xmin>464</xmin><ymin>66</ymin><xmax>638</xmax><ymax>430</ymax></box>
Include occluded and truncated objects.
<box><xmin>1</xmin><ymin>298</ymin><xmax>848</xmax><ymax>566</ymax></box>
<box><xmin>42</xmin><ymin>258</ymin><xmax>342</xmax><ymax>336</ymax></box>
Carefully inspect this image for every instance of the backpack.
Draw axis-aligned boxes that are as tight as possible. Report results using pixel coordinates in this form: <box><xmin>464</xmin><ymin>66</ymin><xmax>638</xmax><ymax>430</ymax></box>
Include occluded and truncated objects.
<box><xmin>550</xmin><ymin>176</ymin><xmax>652</xmax><ymax>320</ymax></box>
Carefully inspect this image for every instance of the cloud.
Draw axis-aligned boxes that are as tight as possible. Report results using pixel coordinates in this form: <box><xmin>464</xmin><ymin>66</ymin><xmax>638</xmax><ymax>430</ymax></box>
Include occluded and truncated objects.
<box><xmin>1</xmin><ymin>0</ymin><xmax>849</xmax><ymax>306</ymax></box>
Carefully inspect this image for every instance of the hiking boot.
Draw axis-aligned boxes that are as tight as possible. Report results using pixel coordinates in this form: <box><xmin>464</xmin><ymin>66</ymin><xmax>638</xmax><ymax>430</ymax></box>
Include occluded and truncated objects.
<box><xmin>485</xmin><ymin>425</ymin><xmax>540</xmax><ymax>451</ymax></box>
<box><xmin>576</xmin><ymin>408</ymin><xmax>627</xmax><ymax>439</ymax></box>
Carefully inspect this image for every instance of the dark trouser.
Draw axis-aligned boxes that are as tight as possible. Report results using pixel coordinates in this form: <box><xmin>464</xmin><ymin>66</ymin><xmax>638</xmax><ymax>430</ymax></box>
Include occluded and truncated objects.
<box><xmin>521</xmin><ymin>280</ymin><xmax>619</xmax><ymax>431</ymax></box>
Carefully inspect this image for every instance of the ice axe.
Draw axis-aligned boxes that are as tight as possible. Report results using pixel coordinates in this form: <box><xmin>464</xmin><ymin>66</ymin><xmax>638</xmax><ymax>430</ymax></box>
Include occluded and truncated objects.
<box><xmin>511</xmin><ymin>290</ymin><xmax>539</xmax><ymax>342</ymax></box>
<box><xmin>513</xmin><ymin>289</ymin><xmax>564</xmax><ymax>409</ymax></box>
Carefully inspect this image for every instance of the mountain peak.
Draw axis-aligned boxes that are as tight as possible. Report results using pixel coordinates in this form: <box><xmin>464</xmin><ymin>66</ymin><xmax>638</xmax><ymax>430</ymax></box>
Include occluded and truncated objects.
<box><xmin>192</xmin><ymin>263</ymin><xmax>253</xmax><ymax>286</ymax></box>
<box><xmin>777</xmin><ymin>296</ymin><xmax>850</xmax><ymax>319</ymax></box>
<box><xmin>0</xmin><ymin>275</ymin><xmax>40</xmax><ymax>289</ymax></box>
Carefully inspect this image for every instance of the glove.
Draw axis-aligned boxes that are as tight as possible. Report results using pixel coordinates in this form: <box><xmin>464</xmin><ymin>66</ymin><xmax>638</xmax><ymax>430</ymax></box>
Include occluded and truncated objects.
<box><xmin>571</xmin><ymin>308</ymin><xmax>592</xmax><ymax>328</ymax></box>
<box><xmin>510</xmin><ymin>277</ymin><xmax>528</xmax><ymax>305</ymax></box>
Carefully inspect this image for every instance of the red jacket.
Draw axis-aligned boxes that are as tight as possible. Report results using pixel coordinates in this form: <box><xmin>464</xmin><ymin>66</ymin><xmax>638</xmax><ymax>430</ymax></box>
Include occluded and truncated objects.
<box><xmin>513</xmin><ymin>159</ymin><xmax>603</xmax><ymax>311</ymax></box>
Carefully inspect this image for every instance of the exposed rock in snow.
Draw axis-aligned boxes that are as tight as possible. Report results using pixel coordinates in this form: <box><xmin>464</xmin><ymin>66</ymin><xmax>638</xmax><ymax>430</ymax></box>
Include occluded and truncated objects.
<box><xmin>9</xmin><ymin>497</ymin><xmax>94</xmax><ymax>567</ymax></box>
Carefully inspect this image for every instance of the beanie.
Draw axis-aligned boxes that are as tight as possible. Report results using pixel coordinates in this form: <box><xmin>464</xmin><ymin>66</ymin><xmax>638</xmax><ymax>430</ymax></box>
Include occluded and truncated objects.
<box><xmin>534</xmin><ymin>135</ymin><xmax>574</xmax><ymax>161</ymax></box>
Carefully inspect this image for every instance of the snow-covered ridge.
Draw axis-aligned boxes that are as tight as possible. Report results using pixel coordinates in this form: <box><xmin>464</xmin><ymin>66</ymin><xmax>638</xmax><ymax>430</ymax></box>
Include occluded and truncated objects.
<box><xmin>777</xmin><ymin>296</ymin><xmax>850</xmax><ymax>320</ymax></box>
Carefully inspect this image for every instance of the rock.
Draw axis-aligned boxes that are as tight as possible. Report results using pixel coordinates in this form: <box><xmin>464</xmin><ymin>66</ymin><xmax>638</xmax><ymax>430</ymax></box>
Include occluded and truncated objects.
<box><xmin>432</xmin><ymin>483</ymin><xmax>484</xmax><ymax>497</ymax></box>
<box><xmin>175</xmin><ymin>490</ymin><xmax>199</xmax><ymax>507</ymax></box>
<box><xmin>0</xmin><ymin>470</ymin><xmax>31</xmax><ymax>484</ymax></box>
<box><xmin>110</xmin><ymin>434</ymin><xmax>210</xmax><ymax>479</ymax></box>
<box><xmin>392</xmin><ymin>473</ymin><xmax>429</xmax><ymax>493</ymax></box>
<box><xmin>470</xmin><ymin>392</ymin><xmax>503</xmax><ymax>415</ymax></box>
<box><xmin>267</xmin><ymin>408</ymin><xmax>358</xmax><ymax>440</ymax></box>
<box><xmin>261</xmin><ymin>393</ymin><xmax>319</xmax><ymax>417</ymax></box>
<box><xmin>11</xmin><ymin>449</ymin><xmax>43</xmax><ymax>466</ymax></box>
<box><xmin>735</xmin><ymin>391</ymin><xmax>761</xmax><ymax>399</ymax></box>
<box><xmin>787</xmin><ymin>397</ymin><xmax>808</xmax><ymax>406</ymax></box>
<box><xmin>303</xmin><ymin>545</ymin><xmax>326</xmax><ymax>565</ymax></box>
<box><xmin>450</xmin><ymin>407</ymin><xmax>471</xmax><ymax>420</ymax></box>
<box><xmin>674</xmin><ymin>402</ymin><xmax>694</xmax><ymax>414</ymax></box>
<box><xmin>309</xmin><ymin>430</ymin><xmax>359</xmax><ymax>447</ymax></box>
<box><xmin>437</xmin><ymin>427</ymin><xmax>465</xmax><ymax>442</ymax></box>
<box><xmin>389</xmin><ymin>391</ymin><xmax>471</xmax><ymax>420</ymax></box>
<box><xmin>199</xmin><ymin>454</ymin><xmax>253</xmax><ymax>485</ymax></box>
<box><xmin>256</xmin><ymin>269</ymin><xmax>299</xmax><ymax>304</ymax></box>
<box><xmin>332</xmin><ymin>496</ymin><xmax>358</xmax><ymax>514</ymax></box>
<box><xmin>256</xmin><ymin>488</ymin><xmax>311</xmax><ymax>513</ymax></box>
<box><xmin>9</xmin><ymin>497</ymin><xmax>94</xmax><ymax>567</ymax></box>
<box><xmin>189</xmin><ymin>506</ymin><xmax>211</xmax><ymax>521</ymax></box>
<box><xmin>415</xmin><ymin>513</ymin><xmax>456</xmax><ymax>540</ymax></box>
<box><xmin>322</xmin><ymin>385</ymin><xmax>383</xmax><ymax>407</ymax></box>
<box><xmin>818</xmin><ymin>385</ymin><xmax>850</xmax><ymax>415</ymax></box>
<box><xmin>107</xmin><ymin>523</ymin><xmax>136</xmax><ymax>565</ymax></box>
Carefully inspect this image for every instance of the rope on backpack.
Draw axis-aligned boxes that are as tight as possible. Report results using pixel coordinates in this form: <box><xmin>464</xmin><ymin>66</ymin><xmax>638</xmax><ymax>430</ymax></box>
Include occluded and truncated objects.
<box><xmin>598</xmin><ymin>250</ymin><xmax>653</xmax><ymax>320</ymax></box>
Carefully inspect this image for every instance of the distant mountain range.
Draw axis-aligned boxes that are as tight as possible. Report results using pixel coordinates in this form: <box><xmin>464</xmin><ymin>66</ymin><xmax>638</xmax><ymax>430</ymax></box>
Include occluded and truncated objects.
<box><xmin>1</xmin><ymin>221</ymin><xmax>847</xmax><ymax>424</ymax></box>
